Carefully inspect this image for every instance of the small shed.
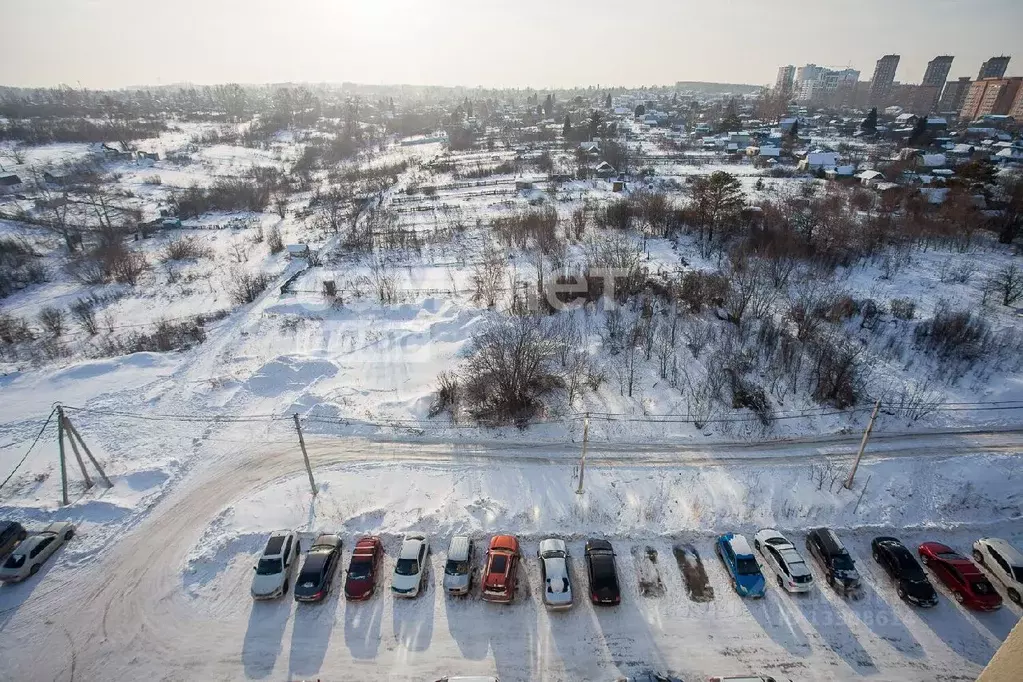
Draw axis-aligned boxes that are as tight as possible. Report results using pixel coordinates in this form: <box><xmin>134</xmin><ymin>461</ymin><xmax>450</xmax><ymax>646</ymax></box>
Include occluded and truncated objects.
<box><xmin>286</xmin><ymin>244</ymin><xmax>311</xmax><ymax>259</ymax></box>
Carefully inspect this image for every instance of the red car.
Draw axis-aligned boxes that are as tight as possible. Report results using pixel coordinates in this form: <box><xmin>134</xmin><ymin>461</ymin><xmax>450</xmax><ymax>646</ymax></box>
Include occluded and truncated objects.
<box><xmin>344</xmin><ymin>536</ymin><xmax>383</xmax><ymax>600</ymax></box>
<box><xmin>482</xmin><ymin>535</ymin><xmax>520</xmax><ymax>604</ymax></box>
<box><xmin>919</xmin><ymin>541</ymin><xmax>1002</xmax><ymax>611</ymax></box>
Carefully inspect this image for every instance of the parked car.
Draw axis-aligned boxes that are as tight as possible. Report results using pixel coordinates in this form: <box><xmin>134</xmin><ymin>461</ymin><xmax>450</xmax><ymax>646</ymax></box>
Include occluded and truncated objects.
<box><xmin>434</xmin><ymin>678</ymin><xmax>499</xmax><ymax>682</ymax></box>
<box><xmin>715</xmin><ymin>533</ymin><xmax>765</xmax><ymax>598</ymax></box>
<box><xmin>344</xmin><ymin>535</ymin><xmax>383</xmax><ymax>601</ymax></box>
<box><xmin>585</xmin><ymin>538</ymin><xmax>621</xmax><ymax>605</ymax></box>
<box><xmin>538</xmin><ymin>538</ymin><xmax>573</xmax><ymax>610</ymax></box>
<box><xmin>919</xmin><ymin>541</ymin><xmax>1001</xmax><ymax>611</ymax></box>
<box><xmin>392</xmin><ymin>533</ymin><xmax>430</xmax><ymax>598</ymax></box>
<box><xmin>443</xmin><ymin>535</ymin><xmax>474</xmax><ymax>596</ymax></box>
<box><xmin>0</xmin><ymin>522</ymin><xmax>74</xmax><ymax>583</ymax></box>
<box><xmin>482</xmin><ymin>535</ymin><xmax>520</xmax><ymax>604</ymax></box>
<box><xmin>617</xmin><ymin>673</ymin><xmax>684</xmax><ymax>682</ymax></box>
<box><xmin>973</xmin><ymin>537</ymin><xmax>1023</xmax><ymax>605</ymax></box>
<box><xmin>709</xmin><ymin>676</ymin><xmax>789</xmax><ymax>682</ymax></box>
<box><xmin>294</xmin><ymin>533</ymin><xmax>342</xmax><ymax>603</ymax></box>
<box><xmin>251</xmin><ymin>530</ymin><xmax>300</xmax><ymax>599</ymax></box>
<box><xmin>805</xmin><ymin>528</ymin><xmax>860</xmax><ymax>594</ymax></box>
<box><xmin>0</xmin><ymin>521</ymin><xmax>27</xmax><ymax>560</ymax></box>
<box><xmin>871</xmin><ymin>536</ymin><xmax>938</xmax><ymax>607</ymax></box>
<box><xmin>753</xmin><ymin>529</ymin><xmax>814</xmax><ymax>593</ymax></box>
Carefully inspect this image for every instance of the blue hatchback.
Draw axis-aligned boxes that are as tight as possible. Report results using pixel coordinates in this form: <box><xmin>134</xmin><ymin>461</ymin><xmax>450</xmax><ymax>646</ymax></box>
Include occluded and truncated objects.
<box><xmin>716</xmin><ymin>533</ymin><xmax>766</xmax><ymax>598</ymax></box>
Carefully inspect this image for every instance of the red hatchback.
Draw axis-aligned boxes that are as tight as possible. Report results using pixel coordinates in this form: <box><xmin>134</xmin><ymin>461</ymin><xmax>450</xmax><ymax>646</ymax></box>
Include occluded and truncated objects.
<box><xmin>482</xmin><ymin>535</ymin><xmax>520</xmax><ymax>604</ymax></box>
<box><xmin>344</xmin><ymin>536</ymin><xmax>383</xmax><ymax>601</ymax></box>
<box><xmin>919</xmin><ymin>541</ymin><xmax>1002</xmax><ymax>611</ymax></box>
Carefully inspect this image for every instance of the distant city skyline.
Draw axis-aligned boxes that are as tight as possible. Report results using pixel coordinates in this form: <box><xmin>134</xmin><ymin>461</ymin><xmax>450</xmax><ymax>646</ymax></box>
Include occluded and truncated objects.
<box><xmin>0</xmin><ymin>0</ymin><xmax>1020</xmax><ymax>89</ymax></box>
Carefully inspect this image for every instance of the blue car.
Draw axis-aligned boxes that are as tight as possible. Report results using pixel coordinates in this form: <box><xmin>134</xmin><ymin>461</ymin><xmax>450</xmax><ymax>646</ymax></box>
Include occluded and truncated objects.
<box><xmin>715</xmin><ymin>533</ymin><xmax>766</xmax><ymax>598</ymax></box>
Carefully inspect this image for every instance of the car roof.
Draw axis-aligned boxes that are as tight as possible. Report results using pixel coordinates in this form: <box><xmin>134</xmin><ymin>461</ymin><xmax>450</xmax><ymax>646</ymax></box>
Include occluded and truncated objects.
<box><xmin>984</xmin><ymin>538</ymin><xmax>1023</xmax><ymax>565</ymax></box>
<box><xmin>539</xmin><ymin>538</ymin><xmax>567</xmax><ymax>555</ymax></box>
<box><xmin>447</xmin><ymin>536</ymin><xmax>471</xmax><ymax>561</ymax></box>
<box><xmin>490</xmin><ymin>535</ymin><xmax>519</xmax><ymax>552</ymax></box>
<box><xmin>587</xmin><ymin>538</ymin><xmax>613</xmax><ymax>553</ymax></box>
<box><xmin>354</xmin><ymin>536</ymin><xmax>380</xmax><ymax>551</ymax></box>
<box><xmin>543</xmin><ymin>555</ymin><xmax>568</xmax><ymax>580</ymax></box>
<box><xmin>400</xmin><ymin>537</ymin><xmax>424</xmax><ymax>558</ymax></box>
<box><xmin>263</xmin><ymin>533</ymin><xmax>288</xmax><ymax>556</ymax></box>
<box><xmin>728</xmin><ymin>534</ymin><xmax>754</xmax><ymax>557</ymax></box>
<box><xmin>813</xmin><ymin>528</ymin><xmax>847</xmax><ymax>554</ymax></box>
<box><xmin>311</xmin><ymin>534</ymin><xmax>341</xmax><ymax>549</ymax></box>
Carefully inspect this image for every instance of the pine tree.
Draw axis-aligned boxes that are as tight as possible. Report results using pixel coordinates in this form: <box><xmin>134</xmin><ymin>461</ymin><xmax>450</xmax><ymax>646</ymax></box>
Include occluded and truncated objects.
<box><xmin>635</xmin><ymin>104</ymin><xmax>646</xmax><ymax>117</ymax></box>
<box><xmin>789</xmin><ymin>120</ymin><xmax>799</xmax><ymax>139</ymax></box>
<box><xmin>908</xmin><ymin>116</ymin><xmax>928</xmax><ymax>146</ymax></box>
<box><xmin>563</xmin><ymin>114</ymin><xmax>571</xmax><ymax>138</ymax></box>
<box><xmin>605</xmin><ymin>92</ymin><xmax>612</xmax><ymax>108</ymax></box>
<box><xmin>861</xmin><ymin>108</ymin><xmax>878</xmax><ymax>132</ymax></box>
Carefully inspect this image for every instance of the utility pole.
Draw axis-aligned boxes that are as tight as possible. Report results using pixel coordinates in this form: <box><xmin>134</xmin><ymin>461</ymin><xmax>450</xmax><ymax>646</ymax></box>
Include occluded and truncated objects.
<box><xmin>845</xmin><ymin>399</ymin><xmax>881</xmax><ymax>490</ymax></box>
<box><xmin>576</xmin><ymin>412</ymin><xmax>590</xmax><ymax>495</ymax></box>
<box><xmin>57</xmin><ymin>406</ymin><xmax>69</xmax><ymax>506</ymax></box>
<box><xmin>63</xmin><ymin>416</ymin><xmax>112</xmax><ymax>487</ymax></box>
<box><xmin>293</xmin><ymin>414</ymin><xmax>317</xmax><ymax>496</ymax></box>
<box><xmin>63</xmin><ymin>412</ymin><xmax>93</xmax><ymax>489</ymax></box>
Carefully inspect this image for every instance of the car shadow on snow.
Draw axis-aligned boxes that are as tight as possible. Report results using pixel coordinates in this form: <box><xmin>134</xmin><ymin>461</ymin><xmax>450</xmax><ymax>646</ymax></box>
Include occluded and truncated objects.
<box><xmin>392</xmin><ymin>576</ymin><xmax>435</xmax><ymax>652</ymax></box>
<box><xmin>287</xmin><ymin>590</ymin><xmax>340</xmax><ymax>678</ymax></box>
<box><xmin>743</xmin><ymin>592</ymin><xmax>814</xmax><ymax>659</ymax></box>
<box><xmin>488</xmin><ymin>581</ymin><xmax>538</xmax><ymax>682</ymax></box>
<box><xmin>791</xmin><ymin>589</ymin><xmax>878</xmax><ymax>672</ymax></box>
<box><xmin>343</xmin><ymin>592</ymin><xmax>385</xmax><ymax>660</ymax></box>
<box><xmin>0</xmin><ymin>551</ymin><xmax>60</xmax><ymax>631</ymax></box>
<box><xmin>915</xmin><ymin>600</ymin><xmax>998</xmax><ymax>666</ymax></box>
<box><xmin>445</xmin><ymin>583</ymin><xmax>489</xmax><ymax>660</ymax></box>
<box><xmin>241</xmin><ymin>597</ymin><xmax>292</xmax><ymax>679</ymax></box>
<box><xmin>547</xmin><ymin>555</ymin><xmax>612</xmax><ymax>680</ymax></box>
<box><xmin>843</xmin><ymin>584</ymin><xmax>926</xmax><ymax>659</ymax></box>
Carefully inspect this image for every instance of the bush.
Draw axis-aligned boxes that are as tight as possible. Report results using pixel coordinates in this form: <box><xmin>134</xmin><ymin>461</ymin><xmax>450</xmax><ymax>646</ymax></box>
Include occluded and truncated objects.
<box><xmin>680</xmin><ymin>270</ymin><xmax>729</xmax><ymax>313</ymax></box>
<box><xmin>104</xmin><ymin>318</ymin><xmax>208</xmax><ymax>355</ymax></box>
<box><xmin>162</xmin><ymin>237</ymin><xmax>212</xmax><ymax>262</ymax></box>
<box><xmin>914</xmin><ymin>303</ymin><xmax>991</xmax><ymax>363</ymax></box>
<box><xmin>889</xmin><ymin>298</ymin><xmax>916</xmax><ymax>320</ymax></box>
<box><xmin>267</xmin><ymin>225</ymin><xmax>284</xmax><ymax>254</ymax></box>
<box><xmin>0</xmin><ymin>236</ymin><xmax>46</xmax><ymax>298</ymax></box>
<box><xmin>429</xmin><ymin>371</ymin><xmax>460</xmax><ymax>418</ymax></box>
<box><xmin>142</xmin><ymin>175</ymin><xmax>162</xmax><ymax>186</ymax></box>
<box><xmin>70</xmin><ymin>298</ymin><xmax>98</xmax><ymax>335</ymax></box>
<box><xmin>808</xmin><ymin>337</ymin><xmax>861</xmax><ymax>408</ymax></box>
<box><xmin>229</xmin><ymin>271</ymin><xmax>273</xmax><ymax>304</ymax></box>
<box><xmin>0</xmin><ymin>313</ymin><xmax>34</xmax><ymax>344</ymax></box>
<box><xmin>455</xmin><ymin>316</ymin><xmax>565</xmax><ymax>425</ymax></box>
<box><xmin>38</xmin><ymin>306</ymin><xmax>65</xmax><ymax>337</ymax></box>
<box><xmin>174</xmin><ymin>178</ymin><xmax>271</xmax><ymax>218</ymax></box>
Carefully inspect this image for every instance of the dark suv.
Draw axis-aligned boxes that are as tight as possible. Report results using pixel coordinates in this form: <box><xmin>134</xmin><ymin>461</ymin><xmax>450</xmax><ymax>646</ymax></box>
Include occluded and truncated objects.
<box><xmin>806</xmin><ymin>528</ymin><xmax>860</xmax><ymax>594</ymax></box>
<box><xmin>0</xmin><ymin>522</ymin><xmax>27</xmax><ymax>560</ymax></box>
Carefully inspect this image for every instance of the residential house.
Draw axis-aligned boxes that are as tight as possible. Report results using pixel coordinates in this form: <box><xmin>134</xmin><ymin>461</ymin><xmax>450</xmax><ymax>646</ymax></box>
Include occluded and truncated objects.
<box><xmin>825</xmin><ymin>165</ymin><xmax>856</xmax><ymax>180</ymax></box>
<box><xmin>515</xmin><ymin>180</ymin><xmax>536</xmax><ymax>191</ymax></box>
<box><xmin>855</xmin><ymin>170</ymin><xmax>885</xmax><ymax>187</ymax></box>
<box><xmin>286</xmin><ymin>244</ymin><xmax>311</xmax><ymax>259</ymax></box>
<box><xmin>0</xmin><ymin>174</ymin><xmax>23</xmax><ymax>193</ymax></box>
<box><xmin>799</xmin><ymin>151</ymin><xmax>840</xmax><ymax>171</ymax></box>
<box><xmin>594</xmin><ymin>161</ymin><xmax>616</xmax><ymax>178</ymax></box>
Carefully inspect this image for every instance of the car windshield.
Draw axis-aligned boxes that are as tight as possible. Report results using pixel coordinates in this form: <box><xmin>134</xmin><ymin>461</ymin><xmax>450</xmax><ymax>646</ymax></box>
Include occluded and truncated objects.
<box><xmin>972</xmin><ymin>580</ymin><xmax>994</xmax><ymax>595</ymax></box>
<box><xmin>395</xmin><ymin>558</ymin><xmax>419</xmax><ymax>576</ymax></box>
<box><xmin>1013</xmin><ymin>566</ymin><xmax>1023</xmax><ymax>583</ymax></box>
<box><xmin>4</xmin><ymin>554</ymin><xmax>25</xmax><ymax>569</ymax></box>
<box><xmin>490</xmin><ymin>555</ymin><xmax>508</xmax><ymax>573</ymax></box>
<box><xmin>936</xmin><ymin>551</ymin><xmax>965</xmax><ymax>561</ymax></box>
<box><xmin>301</xmin><ymin>553</ymin><xmax>327</xmax><ymax>576</ymax></box>
<box><xmin>542</xmin><ymin>548</ymin><xmax>566</xmax><ymax>559</ymax></box>
<box><xmin>256</xmin><ymin>558</ymin><xmax>282</xmax><ymax>575</ymax></box>
<box><xmin>445</xmin><ymin>559</ymin><xmax>468</xmax><ymax>575</ymax></box>
<box><xmin>348</xmin><ymin>561</ymin><xmax>372</xmax><ymax>580</ymax></box>
<box><xmin>736</xmin><ymin>557</ymin><xmax>760</xmax><ymax>575</ymax></box>
<box><xmin>833</xmin><ymin>554</ymin><xmax>855</xmax><ymax>571</ymax></box>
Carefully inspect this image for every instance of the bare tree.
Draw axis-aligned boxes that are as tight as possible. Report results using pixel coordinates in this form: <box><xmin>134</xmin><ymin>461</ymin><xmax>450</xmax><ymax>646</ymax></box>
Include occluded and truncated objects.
<box><xmin>38</xmin><ymin>306</ymin><xmax>65</xmax><ymax>337</ymax></box>
<box><xmin>986</xmin><ymin>264</ymin><xmax>1023</xmax><ymax>307</ymax></box>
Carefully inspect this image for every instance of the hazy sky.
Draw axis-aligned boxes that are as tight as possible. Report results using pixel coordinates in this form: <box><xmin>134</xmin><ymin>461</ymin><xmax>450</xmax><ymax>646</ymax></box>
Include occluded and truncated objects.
<box><xmin>1</xmin><ymin>0</ymin><xmax>1020</xmax><ymax>89</ymax></box>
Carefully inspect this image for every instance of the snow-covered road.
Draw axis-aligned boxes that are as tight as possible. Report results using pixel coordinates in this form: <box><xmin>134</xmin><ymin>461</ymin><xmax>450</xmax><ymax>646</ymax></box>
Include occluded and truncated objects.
<box><xmin>0</xmin><ymin>437</ymin><xmax>1020</xmax><ymax>681</ymax></box>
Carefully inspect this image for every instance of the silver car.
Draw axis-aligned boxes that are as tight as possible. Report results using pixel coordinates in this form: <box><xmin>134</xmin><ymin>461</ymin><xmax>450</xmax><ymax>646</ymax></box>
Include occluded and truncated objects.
<box><xmin>251</xmin><ymin>530</ymin><xmax>300</xmax><ymax>599</ymax></box>
<box><xmin>538</xmin><ymin>538</ymin><xmax>573</xmax><ymax>610</ymax></box>
<box><xmin>0</xmin><ymin>522</ymin><xmax>74</xmax><ymax>582</ymax></box>
<box><xmin>443</xmin><ymin>535</ymin><xmax>473</xmax><ymax>596</ymax></box>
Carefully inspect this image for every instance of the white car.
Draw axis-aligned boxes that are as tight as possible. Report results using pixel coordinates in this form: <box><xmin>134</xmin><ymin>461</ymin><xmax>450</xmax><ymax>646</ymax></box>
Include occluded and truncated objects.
<box><xmin>973</xmin><ymin>537</ymin><xmax>1023</xmax><ymax>604</ymax></box>
<box><xmin>392</xmin><ymin>533</ymin><xmax>429</xmax><ymax>598</ymax></box>
<box><xmin>251</xmin><ymin>530</ymin><xmax>300</xmax><ymax>599</ymax></box>
<box><xmin>538</xmin><ymin>538</ymin><xmax>573</xmax><ymax>609</ymax></box>
<box><xmin>0</xmin><ymin>522</ymin><xmax>74</xmax><ymax>582</ymax></box>
<box><xmin>754</xmin><ymin>529</ymin><xmax>814</xmax><ymax>593</ymax></box>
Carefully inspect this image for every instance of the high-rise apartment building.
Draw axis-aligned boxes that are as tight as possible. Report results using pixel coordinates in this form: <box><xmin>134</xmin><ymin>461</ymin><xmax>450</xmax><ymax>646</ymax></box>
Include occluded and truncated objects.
<box><xmin>960</xmin><ymin>77</ymin><xmax>1023</xmax><ymax>120</ymax></box>
<box><xmin>919</xmin><ymin>56</ymin><xmax>954</xmax><ymax>112</ymax></box>
<box><xmin>775</xmin><ymin>65</ymin><xmax>795</xmax><ymax>95</ymax></box>
<box><xmin>978</xmin><ymin>56</ymin><xmax>1011</xmax><ymax>80</ymax></box>
<box><xmin>937</xmin><ymin>77</ymin><xmax>973</xmax><ymax>114</ymax></box>
<box><xmin>869</xmin><ymin>54</ymin><xmax>901</xmax><ymax>106</ymax></box>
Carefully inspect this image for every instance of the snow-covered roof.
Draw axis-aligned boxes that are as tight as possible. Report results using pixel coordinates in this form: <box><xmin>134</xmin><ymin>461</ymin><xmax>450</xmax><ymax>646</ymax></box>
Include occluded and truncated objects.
<box><xmin>951</xmin><ymin>144</ymin><xmax>975</xmax><ymax>154</ymax></box>
<box><xmin>920</xmin><ymin>153</ymin><xmax>946</xmax><ymax>167</ymax></box>
<box><xmin>856</xmin><ymin>170</ymin><xmax>884</xmax><ymax>180</ymax></box>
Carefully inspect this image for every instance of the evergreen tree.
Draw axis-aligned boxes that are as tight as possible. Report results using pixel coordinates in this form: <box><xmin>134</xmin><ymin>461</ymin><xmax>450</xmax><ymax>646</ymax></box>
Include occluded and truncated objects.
<box><xmin>788</xmin><ymin>120</ymin><xmax>799</xmax><ymax>139</ymax></box>
<box><xmin>605</xmin><ymin>92</ymin><xmax>612</xmax><ymax>108</ymax></box>
<box><xmin>908</xmin><ymin>116</ymin><xmax>928</xmax><ymax>146</ymax></box>
<box><xmin>563</xmin><ymin>114</ymin><xmax>571</xmax><ymax>138</ymax></box>
<box><xmin>861</xmin><ymin>107</ymin><xmax>878</xmax><ymax>132</ymax></box>
<box><xmin>589</xmin><ymin>110</ymin><xmax>603</xmax><ymax>140</ymax></box>
<box><xmin>718</xmin><ymin>98</ymin><xmax>742</xmax><ymax>133</ymax></box>
<box><xmin>635</xmin><ymin>104</ymin><xmax>646</xmax><ymax>117</ymax></box>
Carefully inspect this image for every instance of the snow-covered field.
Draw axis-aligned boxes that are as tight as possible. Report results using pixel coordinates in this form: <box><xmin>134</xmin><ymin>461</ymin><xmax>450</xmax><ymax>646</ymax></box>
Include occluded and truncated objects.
<box><xmin>2</xmin><ymin>118</ymin><xmax>1023</xmax><ymax>680</ymax></box>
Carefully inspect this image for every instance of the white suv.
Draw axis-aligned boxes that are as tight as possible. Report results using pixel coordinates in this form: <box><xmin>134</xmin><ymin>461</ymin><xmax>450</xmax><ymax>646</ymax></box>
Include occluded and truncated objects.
<box><xmin>251</xmin><ymin>530</ymin><xmax>300</xmax><ymax>599</ymax></box>
<box><xmin>393</xmin><ymin>533</ymin><xmax>430</xmax><ymax>598</ymax></box>
<box><xmin>973</xmin><ymin>537</ymin><xmax>1023</xmax><ymax>604</ymax></box>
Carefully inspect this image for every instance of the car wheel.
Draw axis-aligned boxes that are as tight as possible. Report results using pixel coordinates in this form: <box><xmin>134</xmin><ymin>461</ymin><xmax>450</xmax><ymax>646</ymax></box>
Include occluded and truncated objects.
<box><xmin>29</xmin><ymin>564</ymin><xmax>39</xmax><ymax>576</ymax></box>
<box><xmin>64</xmin><ymin>529</ymin><xmax>74</xmax><ymax>541</ymax></box>
<box><xmin>897</xmin><ymin>586</ymin><xmax>906</xmax><ymax>600</ymax></box>
<box><xmin>873</xmin><ymin>551</ymin><xmax>881</xmax><ymax>563</ymax></box>
<box><xmin>282</xmin><ymin>580</ymin><xmax>289</xmax><ymax>595</ymax></box>
<box><xmin>827</xmin><ymin>573</ymin><xmax>835</xmax><ymax>588</ymax></box>
<box><xmin>18</xmin><ymin>530</ymin><xmax>27</xmax><ymax>541</ymax></box>
<box><xmin>973</xmin><ymin>549</ymin><xmax>985</xmax><ymax>565</ymax></box>
<box><xmin>920</xmin><ymin>554</ymin><xmax>929</xmax><ymax>565</ymax></box>
<box><xmin>954</xmin><ymin>591</ymin><xmax>964</xmax><ymax>604</ymax></box>
<box><xmin>754</xmin><ymin>539</ymin><xmax>760</xmax><ymax>551</ymax></box>
<box><xmin>1009</xmin><ymin>588</ymin><xmax>1021</xmax><ymax>605</ymax></box>
<box><xmin>777</xmin><ymin>575</ymin><xmax>784</xmax><ymax>589</ymax></box>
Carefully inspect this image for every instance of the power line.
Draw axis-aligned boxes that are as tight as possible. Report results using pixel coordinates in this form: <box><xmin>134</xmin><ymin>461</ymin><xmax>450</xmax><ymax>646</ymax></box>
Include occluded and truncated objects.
<box><xmin>0</xmin><ymin>407</ymin><xmax>57</xmax><ymax>491</ymax></box>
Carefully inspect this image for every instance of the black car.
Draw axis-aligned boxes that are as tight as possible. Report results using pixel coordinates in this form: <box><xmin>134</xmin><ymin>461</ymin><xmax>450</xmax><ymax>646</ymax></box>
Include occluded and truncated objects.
<box><xmin>585</xmin><ymin>538</ymin><xmax>621</xmax><ymax>605</ymax></box>
<box><xmin>294</xmin><ymin>534</ymin><xmax>342</xmax><ymax>602</ymax></box>
<box><xmin>0</xmin><ymin>522</ymin><xmax>27</xmax><ymax>560</ymax></box>
<box><xmin>872</xmin><ymin>536</ymin><xmax>938</xmax><ymax>607</ymax></box>
<box><xmin>806</xmin><ymin>528</ymin><xmax>860</xmax><ymax>594</ymax></box>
